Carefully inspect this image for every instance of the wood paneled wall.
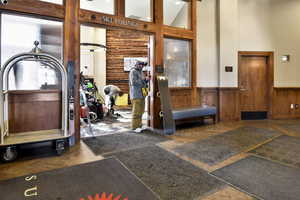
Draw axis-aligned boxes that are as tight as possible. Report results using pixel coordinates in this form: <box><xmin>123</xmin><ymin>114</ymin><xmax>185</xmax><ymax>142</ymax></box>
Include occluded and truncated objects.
<box><xmin>8</xmin><ymin>90</ymin><xmax>62</xmax><ymax>134</ymax></box>
<box><xmin>197</xmin><ymin>88</ymin><xmax>219</xmax><ymax>107</ymax></box>
<box><xmin>170</xmin><ymin>88</ymin><xmax>194</xmax><ymax>109</ymax></box>
<box><xmin>197</xmin><ymin>87</ymin><xmax>240</xmax><ymax>122</ymax></box>
<box><xmin>106</xmin><ymin>28</ymin><xmax>149</xmax><ymax>94</ymax></box>
<box><xmin>219</xmin><ymin>88</ymin><xmax>240</xmax><ymax>121</ymax></box>
<box><xmin>196</xmin><ymin>87</ymin><xmax>240</xmax><ymax>122</ymax></box>
<box><xmin>272</xmin><ymin>88</ymin><xmax>300</xmax><ymax>119</ymax></box>
<box><xmin>196</xmin><ymin>87</ymin><xmax>300</xmax><ymax>122</ymax></box>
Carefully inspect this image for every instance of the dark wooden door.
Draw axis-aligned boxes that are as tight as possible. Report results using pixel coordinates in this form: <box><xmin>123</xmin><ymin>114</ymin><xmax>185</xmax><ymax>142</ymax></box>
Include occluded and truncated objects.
<box><xmin>239</xmin><ymin>56</ymin><xmax>268</xmax><ymax>112</ymax></box>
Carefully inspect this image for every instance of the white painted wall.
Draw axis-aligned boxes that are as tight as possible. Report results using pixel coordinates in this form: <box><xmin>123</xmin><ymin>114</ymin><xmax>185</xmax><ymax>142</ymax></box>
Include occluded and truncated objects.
<box><xmin>171</xmin><ymin>4</ymin><xmax>190</xmax><ymax>29</ymax></box>
<box><xmin>164</xmin><ymin>0</ymin><xmax>188</xmax><ymax>27</ymax></box>
<box><xmin>197</xmin><ymin>0</ymin><xmax>300</xmax><ymax>88</ymax></box>
<box><xmin>94</xmin><ymin>28</ymin><xmax>107</xmax><ymax>94</ymax></box>
<box><xmin>80</xmin><ymin>26</ymin><xmax>106</xmax><ymax>94</ymax></box>
<box><xmin>238</xmin><ymin>0</ymin><xmax>273</xmax><ymax>51</ymax></box>
<box><xmin>271</xmin><ymin>0</ymin><xmax>300</xmax><ymax>87</ymax></box>
<box><xmin>125</xmin><ymin>0</ymin><xmax>152</xmax><ymax>21</ymax></box>
<box><xmin>197</xmin><ymin>0</ymin><xmax>219</xmax><ymax>87</ymax></box>
<box><xmin>219</xmin><ymin>0</ymin><xmax>239</xmax><ymax>87</ymax></box>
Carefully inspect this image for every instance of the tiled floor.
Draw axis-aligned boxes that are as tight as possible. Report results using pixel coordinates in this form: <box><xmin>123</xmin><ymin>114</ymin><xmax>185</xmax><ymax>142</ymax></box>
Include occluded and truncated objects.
<box><xmin>1</xmin><ymin>119</ymin><xmax>300</xmax><ymax>200</ymax></box>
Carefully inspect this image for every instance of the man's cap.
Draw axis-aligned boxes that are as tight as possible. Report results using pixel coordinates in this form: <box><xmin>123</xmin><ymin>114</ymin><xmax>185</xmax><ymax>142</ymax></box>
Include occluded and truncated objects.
<box><xmin>135</xmin><ymin>61</ymin><xmax>148</xmax><ymax>66</ymax></box>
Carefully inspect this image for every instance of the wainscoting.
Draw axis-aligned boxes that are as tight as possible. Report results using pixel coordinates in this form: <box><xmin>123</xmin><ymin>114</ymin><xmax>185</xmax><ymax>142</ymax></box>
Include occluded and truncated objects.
<box><xmin>196</xmin><ymin>87</ymin><xmax>300</xmax><ymax>122</ymax></box>
<box><xmin>170</xmin><ymin>88</ymin><xmax>195</xmax><ymax>109</ymax></box>
<box><xmin>219</xmin><ymin>88</ymin><xmax>240</xmax><ymax>121</ymax></box>
<box><xmin>272</xmin><ymin>88</ymin><xmax>300</xmax><ymax>119</ymax></box>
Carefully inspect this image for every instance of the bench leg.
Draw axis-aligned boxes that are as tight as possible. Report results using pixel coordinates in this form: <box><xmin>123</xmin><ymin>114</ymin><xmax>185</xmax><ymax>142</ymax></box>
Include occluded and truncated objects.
<box><xmin>212</xmin><ymin>115</ymin><xmax>216</xmax><ymax>124</ymax></box>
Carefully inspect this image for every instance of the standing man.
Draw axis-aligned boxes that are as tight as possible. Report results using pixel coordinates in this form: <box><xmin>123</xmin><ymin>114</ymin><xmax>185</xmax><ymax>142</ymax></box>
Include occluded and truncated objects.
<box><xmin>129</xmin><ymin>61</ymin><xmax>149</xmax><ymax>132</ymax></box>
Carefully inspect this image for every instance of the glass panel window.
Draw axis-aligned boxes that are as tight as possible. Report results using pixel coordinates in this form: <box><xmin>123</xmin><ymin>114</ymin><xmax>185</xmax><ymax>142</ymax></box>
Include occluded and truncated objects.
<box><xmin>1</xmin><ymin>14</ymin><xmax>63</xmax><ymax>90</ymax></box>
<box><xmin>164</xmin><ymin>38</ymin><xmax>191</xmax><ymax>87</ymax></box>
<box><xmin>80</xmin><ymin>0</ymin><xmax>114</xmax><ymax>15</ymax></box>
<box><xmin>163</xmin><ymin>0</ymin><xmax>191</xmax><ymax>29</ymax></box>
<box><xmin>39</xmin><ymin>0</ymin><xmax>63</xmax><ymax>5</ymax></box>
<box><xmin>125</xmin><ymin>0</ymin><xmax>153</xmax><ymax>22</ymax></box>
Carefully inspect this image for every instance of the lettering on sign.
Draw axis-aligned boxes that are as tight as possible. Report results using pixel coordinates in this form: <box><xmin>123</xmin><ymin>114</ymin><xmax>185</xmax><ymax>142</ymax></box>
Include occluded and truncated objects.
<box><xmin>100</xmin><ymin>16</ymin><xmax>139</xmax><ymax>28</ymax></box>
<box><xmin>24</xmin><ymin>175</ymin><xmax>38</xmax><ymax>198</ymax></box>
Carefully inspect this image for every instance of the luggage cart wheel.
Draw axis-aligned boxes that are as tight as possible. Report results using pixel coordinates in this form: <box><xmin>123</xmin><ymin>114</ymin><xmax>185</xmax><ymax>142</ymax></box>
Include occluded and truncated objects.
<box><xmin>1</xmin><ymin>147</ymin><xmax>18</xmax><ymax>162</ymax></box>
<box><xmin>55</xmin><ymin>140</ymin><xmax>66</xmax><ymax>156</ymax></box>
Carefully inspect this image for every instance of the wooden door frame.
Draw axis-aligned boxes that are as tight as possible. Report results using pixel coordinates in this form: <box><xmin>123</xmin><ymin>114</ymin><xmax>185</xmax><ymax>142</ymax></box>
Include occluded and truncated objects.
<box><xmin>79</xmin><ymin>23</ymin><xmax>155</xmax><ymax>127</ymax></box>
<box><xmin>238</xmin><ymin>51</ymin><xmax>274</xmax><ymax>119</ymax></box>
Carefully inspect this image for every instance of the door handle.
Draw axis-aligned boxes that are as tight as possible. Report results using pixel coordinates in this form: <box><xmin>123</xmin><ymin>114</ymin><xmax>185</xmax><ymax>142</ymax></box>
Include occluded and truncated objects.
<box><xmin>240</xmin><ymin>88</ymin><xmax>247</xmax><ymax>91</ymax></box>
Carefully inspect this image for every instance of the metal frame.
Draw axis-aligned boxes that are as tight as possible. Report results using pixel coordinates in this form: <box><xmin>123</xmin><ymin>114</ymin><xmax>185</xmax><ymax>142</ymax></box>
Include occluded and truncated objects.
<box><xmin>0</xmin><ymin>53</ymin><xmax>69</xmax><ymax>145</ymax></box>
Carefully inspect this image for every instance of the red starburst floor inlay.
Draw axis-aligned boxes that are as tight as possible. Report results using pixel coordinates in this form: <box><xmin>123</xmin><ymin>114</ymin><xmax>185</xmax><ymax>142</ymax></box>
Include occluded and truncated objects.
<box><xmin>80</xmin><ymin>192</ymin><xmax>128</xmax><ymax>200</ymax></box>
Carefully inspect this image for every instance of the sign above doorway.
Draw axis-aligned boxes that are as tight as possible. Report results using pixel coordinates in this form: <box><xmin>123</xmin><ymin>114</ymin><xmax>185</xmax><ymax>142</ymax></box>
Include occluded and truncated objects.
<box><xmin>100</xmin><ymin>16</ymin><xmax>139</xmax><ymax>28</ymax></box>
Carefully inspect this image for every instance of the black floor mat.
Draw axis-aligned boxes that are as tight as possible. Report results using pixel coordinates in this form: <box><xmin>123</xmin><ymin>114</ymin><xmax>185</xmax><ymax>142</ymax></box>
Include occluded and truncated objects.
<box><xmin>109</xmin><ymin>145</ymin><xmax>225</xmax><ymax>200</ymax></box>
<box><xmin>82</xmin><ymin>131</ymin><xmax>169</xmax><ymax>155</ymax></box>
<box><xmin>173</xmin><ymin>126</ymin><xmax>281</xmax><ymax>166</ymax></box>
<box><xmin>251</xmin><ymin>135</ymin><xmax>300</xmax><ymax>168</ymax></box>
<box><xmin>212</xmin><ymin>156</ymin><xmax>300</xmax><ymax>200</ymax></box>
<box><xmin>0</xmin><ymin>158</ymin><xmax>159</xmax><ymax>200</ymax></box>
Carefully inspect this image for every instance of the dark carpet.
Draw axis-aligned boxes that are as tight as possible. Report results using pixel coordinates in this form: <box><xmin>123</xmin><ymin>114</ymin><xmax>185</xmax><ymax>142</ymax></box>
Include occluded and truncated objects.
<box><xmin>0</xmin><ymin>158</ymin><xmax>159</xmax><ymax>200</ymax></box>
<box><xmin>83</xmin><ymin>131</ymin><xmax>169</xmax><ymax>156</ymax></box>
<box><xmin>173</xmin><ymin>126</ymin><xmax>281</xmax><ymax>165</ymax></box>
<box><xmin>251</xmin><ymin>135</ymin><xmax>300</xmax><ymax>168</ymax></box>
<box><xmin>212</xmin><ymin>156</ymin><xmax>300</xmax><ymax>200</ymax></box>
<box><xmin>109</xmin><ymin>145</ymin><xmax>225</xmax><ymax>200</ymax></box>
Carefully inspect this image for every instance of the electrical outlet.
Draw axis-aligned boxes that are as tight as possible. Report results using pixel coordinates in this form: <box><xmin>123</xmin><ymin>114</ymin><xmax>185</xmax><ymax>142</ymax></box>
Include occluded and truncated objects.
<box><xmin>296</xmin><ymin>104</ymin><xmax>299</xmax><ymax>109</ymax></box>
<box><xmin>291</xmin><ymin>104</ymin><xmax>294</xmax><ymax>109</ymax></box>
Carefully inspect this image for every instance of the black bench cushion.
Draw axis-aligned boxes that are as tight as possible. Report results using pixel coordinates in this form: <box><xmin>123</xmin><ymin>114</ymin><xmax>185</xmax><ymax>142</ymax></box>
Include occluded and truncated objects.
<box><xmin>172</xmin><ymin>106</ymin><xmax>217</xmax><ymax>121</ymax></box>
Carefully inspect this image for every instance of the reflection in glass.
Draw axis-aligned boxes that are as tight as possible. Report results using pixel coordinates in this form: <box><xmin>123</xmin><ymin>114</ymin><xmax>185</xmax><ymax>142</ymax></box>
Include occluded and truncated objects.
<box><xmin>1</xmin><ymin>14</ymin><xmax>63</xmax><ymax>90</ymax></box>
<box><xmin>125</xmin><ymin>0</ymin><xmax>153</xmax><ymax>22</ymax></box>
<box><xmin>39</xmin><ymin>0</ymin><xmax>63</xmax><ymax>5</ymax></box>
<box><xmin>80</xmin><ymin>0</ymin><xmax>114</xmax><ymax>15</ymax></box>
<box><xmin>164</xmin><ymin>0</ymin><xmax>191</xmax><ymax>29</ymax></box>
<box><xmin>8</xmin><ymin>61</ymin><xmax>62</xmax><ymax>90</ymax></box>
<box><xmin>164</xmin><ymin>38</ymin><xmax>191</xmax><ymax>87</ymax></box>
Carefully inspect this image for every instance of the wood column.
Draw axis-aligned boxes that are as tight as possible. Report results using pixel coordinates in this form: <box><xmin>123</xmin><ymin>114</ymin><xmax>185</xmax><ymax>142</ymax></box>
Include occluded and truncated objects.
<box><xmin>115</xmin><ymin>0</ymin><xmax>125</xmax><ymax>17</ymax></box>
<box><xmin>64</xmin><ymin>0</ymin><xmax>80</xmax><ymax>143</ymax></box>
<box><xmin>191</xmin><ymin>0</ymin><xmax>198</xmax><ymax>106</ymax></box>
<box><xmin>151</xmin><ymin>0</ymin><xmax>164</xmax><ymax>129</ymax></box>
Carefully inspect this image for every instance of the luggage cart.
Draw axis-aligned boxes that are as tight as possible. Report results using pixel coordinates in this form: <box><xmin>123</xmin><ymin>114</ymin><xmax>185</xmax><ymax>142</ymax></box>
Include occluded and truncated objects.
<box><xmin>0</xmin><ymin>41</ymin><xmax>72</xmax><ymax>162</ymax></box>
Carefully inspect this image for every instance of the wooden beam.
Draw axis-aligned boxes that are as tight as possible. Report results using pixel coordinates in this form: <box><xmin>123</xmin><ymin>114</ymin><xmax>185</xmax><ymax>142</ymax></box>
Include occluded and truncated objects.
<box><xmin>0</xmin><ymin>0</ymin><xmax>64</xmax><ymax>19</ymax></box>
<box><xmin>64</xmin><ymin>0</ymin><xmax>80</xmax><ymax>143</ymax></box>
<box><xmin>115</xmin><ymin>0</ymin><xmax>125</xmax><ymax>17</ymax></box>
<box><xmin>191</xmin><ymin>0</ymin><xmax>198</xmax><ymax>106</ymax></box>
<box><xmin>79</xmin><ymin>9</ymin><xmax>158</xmax><ymax>33</ymax></box>
<box><xmin>163</xmin><ymin>26</ymin><xmax>195</xmax><ymax>40</ymax></box>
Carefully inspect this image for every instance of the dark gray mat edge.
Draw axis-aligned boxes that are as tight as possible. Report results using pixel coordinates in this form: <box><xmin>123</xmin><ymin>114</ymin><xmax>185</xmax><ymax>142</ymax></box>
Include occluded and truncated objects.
<box><xmin>211</xmin><ymin>155</ymin><xmax>300</xmax><ymax>200</ymax></box>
